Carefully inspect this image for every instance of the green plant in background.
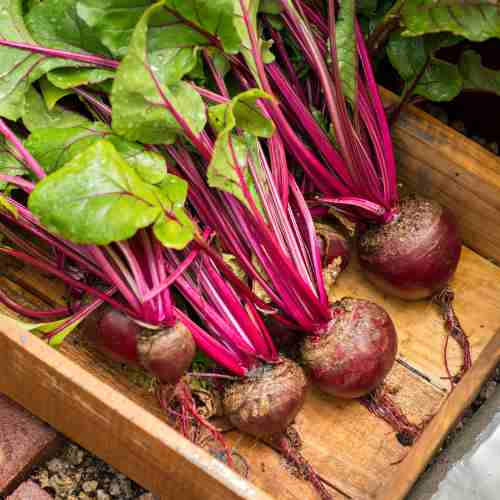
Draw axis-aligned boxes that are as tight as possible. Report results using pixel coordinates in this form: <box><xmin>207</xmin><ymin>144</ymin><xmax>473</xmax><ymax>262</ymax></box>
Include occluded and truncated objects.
<box><xmin>358</xmin><ymin>0</ymin><xmax>500</xmax><ymax>103</ymax></box>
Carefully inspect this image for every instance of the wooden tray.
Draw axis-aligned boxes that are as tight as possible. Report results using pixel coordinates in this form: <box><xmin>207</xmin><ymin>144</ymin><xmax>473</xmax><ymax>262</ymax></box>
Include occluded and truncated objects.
<box><xmin>1</xmin><ymin>94</ymin><xmax>499</xmax><ymax>500</ymax></box>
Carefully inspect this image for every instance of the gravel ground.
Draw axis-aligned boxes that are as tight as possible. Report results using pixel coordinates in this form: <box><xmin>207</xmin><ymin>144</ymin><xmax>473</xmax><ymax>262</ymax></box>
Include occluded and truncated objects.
<box><xmin>30</xmin><ymin>443</ymin><xmax>155</xmax><ymax>500</ymax></box>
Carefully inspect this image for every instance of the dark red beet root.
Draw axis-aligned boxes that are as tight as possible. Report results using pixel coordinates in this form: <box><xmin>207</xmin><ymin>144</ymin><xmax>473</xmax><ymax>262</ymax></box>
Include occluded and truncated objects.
<box><xmin>88</xmin><ymin>307</ymin><xmax>196</xmax><ymax>384</ymax></box>
<box><xmin>315</xmin><ymin>218</ymin><xmax>351</xmax><ymax>271</ymax></box>
<box><xmin>223</xmin><ymin>359</ymin><xmax>308</xmax><ymax>438</ymax></box>
<box><xmin>137</xmin><ymin>322</ymin><xmax>196</xmax><ymax>385</ymax></box>
<box><xmin>357</xmin><ymin>195</ymin><xmax>461</xmax><ymax>300</ymax></box>
<box><xmin>87</xmin><ymin>307</ymin><xmax>140</xmax><ymax>365</ymax></box>
<box><xmin>302</xmin><ymin>298</ymin><xmax>397</xmax><ymax>398</ymax></box>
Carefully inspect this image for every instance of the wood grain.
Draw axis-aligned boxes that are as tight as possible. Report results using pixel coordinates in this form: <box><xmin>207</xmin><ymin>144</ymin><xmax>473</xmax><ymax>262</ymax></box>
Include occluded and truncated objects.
<box><xmin>381</xmin><ymin>88</ymin><xmax>500</xmax><ymax>264</ymax></box>
<box><xmin>374</xmin><ymin>332</ymin><xmax>500</xmax><ymax>500</ymax></box>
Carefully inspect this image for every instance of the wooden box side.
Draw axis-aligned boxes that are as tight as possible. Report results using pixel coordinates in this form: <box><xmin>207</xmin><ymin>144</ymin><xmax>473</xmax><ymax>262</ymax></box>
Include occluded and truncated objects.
<box><xmin>0</xmin><ymin>315</ymin><xmax>270</xmax><ymax>500</ymax></box>
<box><xmin>376</xmin><ymin>333</ymin><xmax>500</xmax><ymax>500</ymax></box>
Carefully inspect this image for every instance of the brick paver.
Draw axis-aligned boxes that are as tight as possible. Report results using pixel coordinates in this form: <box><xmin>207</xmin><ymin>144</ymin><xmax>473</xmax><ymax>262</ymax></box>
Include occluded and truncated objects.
<box><xmin>0</xmin><ymin>394</ymin><xmax>62</xmax><ymax>496</ymax></box>
<box><xmin>6</xmin><ymin>479</ymin><xmax>52</xmax><ymax>499</ymax></box>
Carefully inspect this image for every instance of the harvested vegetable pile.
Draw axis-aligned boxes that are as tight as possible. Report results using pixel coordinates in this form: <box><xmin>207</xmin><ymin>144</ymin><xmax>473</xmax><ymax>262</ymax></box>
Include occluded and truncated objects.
<box><xmin>0</xmin><ymin>1</ymin><xmax>476</xmax><ymax>498</ymax></box>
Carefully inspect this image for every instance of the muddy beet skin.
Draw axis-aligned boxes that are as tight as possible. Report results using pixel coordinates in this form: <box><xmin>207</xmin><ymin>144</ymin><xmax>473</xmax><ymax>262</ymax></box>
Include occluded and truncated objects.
<box><xmin>357</xmin><ymin>195</ymin><xmax>461</xmax><ymax>300</ymax></box>
<box><xmin>223</xmin><ymin>359</ymin><xmax>308</xmax><ymax>438</ymax></box>
<box><xmin>301</xmin><ymin>298</ymin><xmax>397</xmax><ymax>398</ymax></box>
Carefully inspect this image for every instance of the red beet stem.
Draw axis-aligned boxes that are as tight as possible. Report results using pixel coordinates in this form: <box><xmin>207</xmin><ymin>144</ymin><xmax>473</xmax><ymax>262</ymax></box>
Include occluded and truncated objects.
<box><xmin>432</xmin><ymin>287</ymin><xmax>472</xmax><ymax>388</ymax></box>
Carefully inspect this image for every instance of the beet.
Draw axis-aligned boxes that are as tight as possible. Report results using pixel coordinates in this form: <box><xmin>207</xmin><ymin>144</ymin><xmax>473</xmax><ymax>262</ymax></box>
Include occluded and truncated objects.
<box><xmin>223</xmin><ymin>358</ymin><xmax>307</xmax><ymax>438</ymax></box>
<box><xmin>87</xmin><ymin>306</ymin><xmax>140</xmax><ymax>365</ymax></box>
<box><xmin>88</xmin><ymin>307</ymin><xmax>196</xmax><ymax>385</ymax></box>
<box><xmin>302</xmin><ymin>298</ymin><xmax>397</xmax><ymax>398</ymax></box>
<box><xmin>137</xmin><ymin>322</ymin><xmax>196</xmax><ymax>385</ymax></box>
<box><xmin>357</xmin><ymin>196</ymin><xmax>461</xmax><ymax>300</ymax></box>
<box><xmin>315</xmin><ymin>218</ymin><xmax>351</xmax><ymax>271</ymax></box>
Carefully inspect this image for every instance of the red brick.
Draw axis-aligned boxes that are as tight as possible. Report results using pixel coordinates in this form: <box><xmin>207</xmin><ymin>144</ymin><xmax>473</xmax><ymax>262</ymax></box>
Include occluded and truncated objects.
<box><xmin>0</xmin><ymin>394</ymin><xmax>62</xmax><ymax>496</ymax></box>
<box><xmin>6</xmin><ymin>480</ymin><xmax>52</xmax><ymax>499</ymax></box>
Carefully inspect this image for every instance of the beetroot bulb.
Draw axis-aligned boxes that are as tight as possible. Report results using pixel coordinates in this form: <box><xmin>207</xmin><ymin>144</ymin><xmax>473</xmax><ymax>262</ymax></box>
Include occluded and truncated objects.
<box><xmin>301</xmin><ymin>298</ymin><xmax>397</xmax><ymax>398</ymax></box>
<box><xmin>88</xmin><ymin>306</ymin><xmax>196</xmax><ymax>385</ymax></box>
<box><xmin>357</xmin><ymin>195</ymin><xmax>461</xmax><ymax>301</ymax></box>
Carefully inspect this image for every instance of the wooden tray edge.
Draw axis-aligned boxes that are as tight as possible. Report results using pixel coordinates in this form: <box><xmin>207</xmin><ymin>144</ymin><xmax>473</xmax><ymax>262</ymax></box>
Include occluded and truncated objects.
<box><xmin>0</xmin><ymin>314</ymin><xmax>273</xmax><ymax>500</ymax></box>
<box><xmin>374</xmin><ymin>331</ymin><xmax>500</xmax><ymax>500</ymax></box>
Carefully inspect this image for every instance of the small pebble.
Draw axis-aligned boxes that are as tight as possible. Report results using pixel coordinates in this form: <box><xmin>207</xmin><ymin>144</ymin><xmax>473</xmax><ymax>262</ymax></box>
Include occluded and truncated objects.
<box><xmin>82</xmin><ymin>480</ymin><xmax>98</xmax><ymax>493</ymax></box>
<box><xmin>480</xmin><ymin>380</ymin><xmax>497</xmax><ymax>401</ymax></box>
<box><xmin>109</xmin><ymin>480</ymin><xmax>122</xmax><ymax>496</ymax></box>
<box><xmin>97</xmin><ymin>491</ymin><xmax>111</xmax><ymax>500</ymax></box>
<box><xmin>47</xmin><ymin>458</ymin><xmax>65</xmax><ymax>473</ymax></box>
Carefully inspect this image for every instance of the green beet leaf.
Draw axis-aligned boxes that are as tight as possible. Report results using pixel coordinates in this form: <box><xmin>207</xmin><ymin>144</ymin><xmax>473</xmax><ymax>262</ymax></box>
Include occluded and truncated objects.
<box><xmin>28</xmin><ymin>140</ymin><xmax>162</xmax><ymax>245</ymax></box>
<box><xmin>387</xmin><ymin>32</ymin><xmax>463</xmax><ymax>102</ymax></box>
<box><xmin>46</xmin><ymin>67</ymin><xmax>114</xmax><ymax>90</ymax></box>
<box><xmin>0</xmin><ymin>0</ymin><xmax>64</xmax><ymax>120</ymax></box>
<box><xmin>25</xmin><ymin>123</ymin><xmax>167</xmax><ymax>183</ymax></box>
<box><xmin>208</xmin><ymin>89</ymin><xmax>275</xmax><ymax>137</ymax></box>
<box><xmin>207</xmin><ymin>90</ymin><xmax>273</xmax><ymax>210</ymax></box>
<box><xmin>459</xmin><ymin>50</ymin><xmax>500</xmax><ymax>97</ymax></box>
<box><xmin>401</xmin><ymin>1</ymin><xmax>500</xmax><ymax>42</ymax></box>
<box><xmin>0</xmin><ymin>138</ymin><xmax>28</xmax><ymax>190</ymax></box>
<box><xmin>111</xmin><ymin>2</ymin><xmax>206</xmax><ymax>144</ymax></box>
<box><xmin>163</xmin><ymin>0</ymin><xmax>241</xmax><ymax>53</ymax></box>
<box><xmin>336</xmin><ymin>0</ymin><xmax>357</xmax><ymax>103</ymax></box>
<box><xmin>26</xmin><ymin>0</ymin><xmax>110</xmax><ymax>55</ymax></box>
<box><xmin>23</xmin><ymin>87</ymin><xmax>90</xmax><ymax>132</ymax></box>
<box><xmin>152</xmin><ymin>175</ymin><xmax>194</xmax><ymax>249</ymax></box>
<box><xmin>39</xmin><ymin>77</ymin><xmax>72</xmax><ymax>110</ymax></box>
<box><xmin>75</xmin><ymin>0</ymin><xmax>151</xmax><ymax>58</ymax></box>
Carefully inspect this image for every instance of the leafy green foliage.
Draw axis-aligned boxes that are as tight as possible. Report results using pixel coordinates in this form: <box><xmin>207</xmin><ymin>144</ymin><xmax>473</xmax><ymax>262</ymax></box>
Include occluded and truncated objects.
<box><xmin>401</xmin><ymin>1</ymin><xmax>500</xmax><ymax>42</ymax></box>
<box><xmin>28</xmin><ymin>140</ymin><xmax>193</xmax><ymax>248</ymax></box>
<box><xmin>163</xmin><ymin>0</ymin><xmax>241</xmax><ymax>53</ymax></box>
<box><xmin>25</xmin><ymin>123</ymin><xmax>167</xmax><ymax>182</ymax></box>
<box><xmin>46</xmin><ymin>67</ymin><xmax>114</xmax><ymax>89</ymax></box>
<box><xmin>336</xmin><ymin>0</ymin><xmax>357</xmax><ymax>102</ymax></box>
<box><xmin>208</xmin><ymin>88</ymin><xmax>275</xmax><ymax>137</ymax></box>
<box><xmin>459</xmin><ymin>50</ymin><xmax>500</xmax><ymax>97</ymax></box>
<box><xmin>207</xmin><ymin>90</ymin><xmax>273</xmax><ymax>209</ymax></box>
<box><xmin>39</xmin><ymin>77</ymin><xmax>72</xmax><ymax>110</ymax></box>
<box><xmin>75</xmin><ymin>0</ymin><xmax>151</xmax><ymax>58</ymax></box>
<box><xmin>0</xmin><ymin>138</ymin><xmax>27</xmax><ymax>189</ymax></box>
<box><xmin>0</xmin><ymin>0</ymin><xmax>56</xmax><ymax>119</ymax></box>
<box><xmin>387</xmin><ymin>32</ymin><xmax>462</xmax><ymax>101</ymax></box>
<box><xmin>360</xmin><ymin>1</ymin><xmax>500</xmax><ymax>104</ymax></box>
<box><xmin>23</xmin><ymin>87</ymin><xmax>90</xmax><ymax>131</ymax></box>
<box><xmin>28</xmin><ymin>140</ymin><xmax>162</xmax><ymax>244</ymax></box>
<box><xmin>111</xmin><ymin>2</ymin><xmax>206</xmax><ymax>144</ymax></box>
<box><xmin>26</xmin><ymin>0</ymin><xmax>110</xmax><ymax>55</ymax></box>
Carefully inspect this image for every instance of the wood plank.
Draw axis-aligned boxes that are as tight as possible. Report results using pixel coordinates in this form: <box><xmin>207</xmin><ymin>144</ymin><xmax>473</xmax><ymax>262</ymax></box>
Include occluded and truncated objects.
<box><xmin>375</xmin><ymin>332</ymin><xmax>500</xmax><ymax>500</ymax></box>
<box><xmin>335</xmin><ymin>247</ymin><xmax>500</xmax><ymax>390</ymax></box>
<box><xmin>0</xmin><ymin>315</ymin><xmax>272</xmax><ymax>500</ymax></box>
<box><xmin>381</xmin><ymin>88</ymin><xmax>500</xmax><ymax>264</ymax></box>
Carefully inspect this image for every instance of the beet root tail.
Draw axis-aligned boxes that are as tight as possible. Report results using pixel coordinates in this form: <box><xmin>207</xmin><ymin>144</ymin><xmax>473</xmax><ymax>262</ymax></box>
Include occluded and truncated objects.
<box><xmin>432</xmin><ymin>287</ymin><xmax>472</xmax><ymax>388</ymax></box>
<box><xmin>157</xmin><ymin>380</ymin><xmax>235</xmax><ymax>469</ymax></box>
<box><xmin>268</xmin><ymin>431</ymin><xmax>333</xmax><ymax>500</ymax></box>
